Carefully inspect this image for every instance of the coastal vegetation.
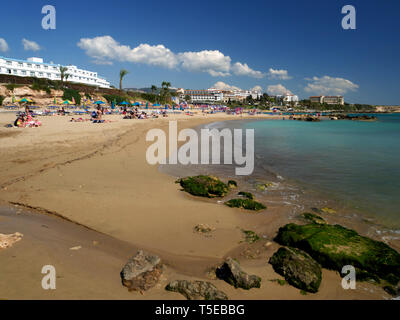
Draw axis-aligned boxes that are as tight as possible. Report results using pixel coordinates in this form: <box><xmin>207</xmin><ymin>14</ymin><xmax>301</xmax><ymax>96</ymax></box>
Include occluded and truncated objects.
<box><xmin>119</xmin><ymin>69</ymin><xmax>129</xmax><ymax>91</ymax></box>
<box><xmin>62</xmin><ymin>88</ymin><xmax>81</xmax><ymax>105</ymax></box>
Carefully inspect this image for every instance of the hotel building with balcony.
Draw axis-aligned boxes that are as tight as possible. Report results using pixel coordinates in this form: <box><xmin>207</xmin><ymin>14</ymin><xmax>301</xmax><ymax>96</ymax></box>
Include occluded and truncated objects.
<box><xmin>0</xmin><ymin>56</ymin><xmax>110</xmax><ymax>88</ymax></box>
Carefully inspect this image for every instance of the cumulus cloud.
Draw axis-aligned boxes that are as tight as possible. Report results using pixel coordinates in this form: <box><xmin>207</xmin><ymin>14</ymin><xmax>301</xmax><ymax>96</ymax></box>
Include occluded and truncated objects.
<box><xmin>211</xmin><ymin>81</ymin><xmax>241</xmax><ymax>91</ymax></box>
<box><xmin>304</xmin><ymin>76</ymin><xmax>359</xmax><ymax>95</ymax></box>
<box><xmin>268</xmin><ymin>68</ymin><xmax>292</xmax><ymax>80</ymax></box>
<box><xmin>0</xmin><ymin>38</ymin><xmax>9</xmax><ymax>52</ymax></box>
<box><xmin>251</xmin><ymin>85</ymin><xmax>263</xmax><ymax>92</ymax></box>
<box><xmin>178</xmin><ymin>50</ymin><xmax>231</xmax><ymax>77</ymax></box>
<box><xmin>78</xmin><ymin>36</ymin><xmax>178</xmax><ymax>69</ymax></box>
<box><xmin>22</xmin><ymin>38</ymin><xmax>41</xmax><ymax>51</ymax></box>
<box><xmin>231</xmin><ymin>62</ymin><xmax>265</xmax><ymax>78</ymax></box>
<box><xmin>77</xmin><ymin>35</ymin><xmax>264</xmax><ymax>78</ymax></box>
<box><xmin>267</xmin><ymin>84</ymin><xmax>292</xmax><ymax>95</ymax></box>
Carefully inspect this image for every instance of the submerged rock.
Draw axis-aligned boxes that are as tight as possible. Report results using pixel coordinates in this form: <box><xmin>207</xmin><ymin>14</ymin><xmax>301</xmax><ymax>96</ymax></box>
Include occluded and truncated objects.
<box><xmin>225</xmin><ymin>198</ymin><xmax>266</xmax><ymax>211</ymax></box>
<box><xmin>216</xmin><ymin>257</ymin><xmax>261</xmax><ymax>290</ymax></box>
<box><xmin>165</xmin><ymin>280</ymin><xmax>228</xmax><ymax>300</ymax></box>
<box><xmin>238</xmin><ymin>191</ymin><xmax>254</xmax><ymax>200</ymax></box>
<box><xmin>227</xmin><ymin>180</ymin><xmax>237</xmax><ymax>189</ymax></box>
<box><xmin>0</xmin><ymin>232</ymin><xmax>23</xmax><ymax>249</ymax></box>
<box><xmin>274</xmin><ymin>223</ymin><xmax>400</xmax><ymax>285</ymax></box>
<box><xmin>176</xmin><ymin>175</ymin><xmax>229</xmax><ymax>198</ymax></box>
<box><xmin>269</xmin><ymin>247</ymin><xmax>322</xmax><ymax>293</ymax></box>
<box><xmin>194</xmin><ymin>224</ymin><xmax>215</xmax><ymax>234</ymax></box>
<box><xmin>121</xmin><ymin>250</ymin><xmax>163</xmax><ymax>292</ymax></box>
<box><xmin>302</xmin><ymin>212</ymin><xmax>326</xmax><ymax>225</ymax></box>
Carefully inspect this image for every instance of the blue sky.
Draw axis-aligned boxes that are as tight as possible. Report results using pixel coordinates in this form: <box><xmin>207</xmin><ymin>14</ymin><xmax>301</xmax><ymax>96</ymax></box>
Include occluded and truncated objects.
<box><xmin>0</xmin><ymin>0</ymin><xmax>399</xmax><ymax>105</ymax></box>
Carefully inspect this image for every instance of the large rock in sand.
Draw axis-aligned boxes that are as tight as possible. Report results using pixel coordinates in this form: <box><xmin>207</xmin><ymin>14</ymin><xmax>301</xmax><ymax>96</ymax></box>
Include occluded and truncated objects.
<box><xmin>216</xmin><ymin>257</ymin><xmax>261</xmax><ymax>290</ymax></box>
<box><xmin>274</xmin><ymin>223</ymin><xmax>400</xmax><ymax>285</ymax></box>
<box><xmin>165</xmin><ymin>280</ymin><xmax>228</xmax><ymax>300</ymax></box>
<box><xmin>269</xmin><ymin>247</ymin><xmax>322</xmax><ymax>293</ymax></box>
<box><xmin>120</xmin><ymin>250</ymin><xmax>163</xmax><ymax>292</ymax></box>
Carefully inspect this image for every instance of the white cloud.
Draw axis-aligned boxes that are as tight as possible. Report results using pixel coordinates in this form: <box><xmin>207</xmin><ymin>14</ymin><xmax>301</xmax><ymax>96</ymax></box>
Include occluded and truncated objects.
<box><xmin>231</xmin><ymin>62</ymin><xmax>265</xmax><ymax>78</ymax></box>
<box><xmin>267</xmin><ymin>84</ymin><xmax>292</xmax><ymax>95</ymax></box>
<box><xmin>304</xmin><ymin>76</ymin><xmax>359</xmax><ymax>95</ymax></box>
<box><xmin>211</xmin><ymin>81</ymin><xmax>241</xmax><ymax>91</ymax></box>
<box><xmin>251</xmin><ymin>85</ymin><xmax>263</xmax><ymax>92</ymax></box>
<box><xmin>77</xmin><ymin>35</ymin><xmax>264</xmax><ymax>78</ymax></box>
<box><xmin>178</xmin><ymin>50</ymin><xmax>231</xmax><ymax>77</ymax></box>
<box><xmin>268</xmin><ymin>68</ymin><xmax>292</xmax><ymax>80</ymax></box>
<box><xmin>22</xmin><ymin>38</ymin><xmax>41</xmax><ymax>51</ymax></box>
<box><xmin>0</xmin><ymin>38</ymin><xmax>9</xmax><ymax>52</ymax></box>
<box><xmin>78</xmin><ymin>36</ymin><xmax>178</xmax><ymax>69</ymax></box>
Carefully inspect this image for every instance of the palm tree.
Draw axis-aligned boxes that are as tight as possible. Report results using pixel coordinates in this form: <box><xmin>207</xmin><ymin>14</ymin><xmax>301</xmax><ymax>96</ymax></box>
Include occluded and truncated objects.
<box><xmin>119</xmin><ymin>69</ymin><xmax>129</xmax><ymax>91</ymax></box>
<box><xmin>151</xmin><ymin>85</ymin><xmax>157</xmax><ymax>94</ymax></box>
<box><xmin>161</xmin><ymin>81</ymin><xmax>171</xmax><ymax>90</ymax></box>
<box><xmin>59</xmin><ymin>66</ymin><xmax>68</xmax><ymax>86</ymax></box>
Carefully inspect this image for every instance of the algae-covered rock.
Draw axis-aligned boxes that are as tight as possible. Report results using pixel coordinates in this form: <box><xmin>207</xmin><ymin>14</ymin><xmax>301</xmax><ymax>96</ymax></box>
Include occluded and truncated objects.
<box><xmin>228</xmin><ymin>180</ymin><xmax>237</xmax><ymax>189</ymax></box>
<box><xmin>225</xmin><ymin>198</ymin><xmax>266</xmax><ymax>211</ymax></box>
<box><xmin>216</xmin><ymin>257</ymin><xmax>261</xmax><ymax>290</ymax></box>
<box><xmin>238</xmin><ymin>191</ymin><xmax>254</xmax><ymax>200</ymax></box>
<box><xmin>256</xmin><ymin>182</ymin><xmax>274</xmax><ymax>191</ymax></box>
<box><xmin>165</xmin><ymin>280</ymin><xmax>228</xmax><ymax>300</ymax></box>
<box><xmin>176</xmin><ymin>175</ymin><xmax>229</xmax><ymax>198</ymax></box>
<box><xmin>302</xmin><ymin>212</ymin><xmax>326</xmax><ymax>225</ymax></box>
<box><xmin>312</xmin><ymin>207</ymin><xmax>336</xmax><ymax>214</ymax></box>
<box><xmin>269</xmin><ymin>247</ymin><xmax>322</xmax><ymax>293</ymax></box>
<box><xmin>241</xmin><ymin>230</ymin><xmax>260</xmax><ymax>244</ymax></box>
<box><xmin>274</xmin><ymin>223</ymin><xmax>400</xmax><ymax>285</ymax></box>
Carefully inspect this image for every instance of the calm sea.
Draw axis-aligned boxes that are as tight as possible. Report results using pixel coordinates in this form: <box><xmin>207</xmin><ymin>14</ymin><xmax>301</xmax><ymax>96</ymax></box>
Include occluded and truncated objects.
<box><xmin>241</xmin><ymin>113</ymin><xmax>400</xmax><ymax>228</ymax></box>
<box><xmin>160</xmin><ymin>113</ymin><xmax>400</xmax><ymax>229</ymax></box>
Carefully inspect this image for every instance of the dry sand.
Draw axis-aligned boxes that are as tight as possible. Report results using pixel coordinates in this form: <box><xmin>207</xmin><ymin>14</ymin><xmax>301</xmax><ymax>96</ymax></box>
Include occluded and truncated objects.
<box><xmin>0</xmin><ymin>111</ymin><xmax>391</xmax><ymax>299</ymax></box>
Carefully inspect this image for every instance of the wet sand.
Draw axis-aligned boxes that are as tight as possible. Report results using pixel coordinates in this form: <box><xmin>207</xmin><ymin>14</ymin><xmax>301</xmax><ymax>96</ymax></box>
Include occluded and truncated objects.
<box><xmin>0</xmin><ymin>111</ymin><xmax>392</xmax><ymax>299</ymax></box>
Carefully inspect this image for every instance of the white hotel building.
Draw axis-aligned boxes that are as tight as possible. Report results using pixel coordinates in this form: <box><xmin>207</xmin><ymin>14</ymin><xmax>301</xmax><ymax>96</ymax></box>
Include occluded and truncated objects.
<box><xmin>0</xmin><ymin>56</ymin><xmax>110</xmax><ymax>88</ymax></box>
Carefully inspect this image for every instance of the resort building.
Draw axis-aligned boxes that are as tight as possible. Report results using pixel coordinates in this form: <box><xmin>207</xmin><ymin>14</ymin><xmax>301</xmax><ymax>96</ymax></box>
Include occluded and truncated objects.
<box><xmin>276</xmin><ymin>93</ymin><xmax>299</xmax><ymax>105</ymax></box>
<box><xmin>0</xmin><ymin>56</ymin><xmax>111</xmax><ymax>88</ymax></box>
<box><xmin>310</xmin><ymin>95</ymin><xmax>344</xmax><ymax>105</ymax></box>
<box><xmin>178</xmin><ymin>87</ymin><xmax>262</xmax><ymax>103</ymax></box>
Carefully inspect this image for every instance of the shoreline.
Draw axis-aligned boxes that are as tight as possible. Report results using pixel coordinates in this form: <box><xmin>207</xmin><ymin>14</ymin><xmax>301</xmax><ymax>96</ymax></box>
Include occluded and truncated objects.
<box><xmin>0</xmin><ymin>112</ymin><xmax>396</xmax><ymax>299</ymax></box>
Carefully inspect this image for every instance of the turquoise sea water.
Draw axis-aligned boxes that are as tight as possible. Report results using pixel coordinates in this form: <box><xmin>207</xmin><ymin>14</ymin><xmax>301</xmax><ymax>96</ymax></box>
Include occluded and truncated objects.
<box><xmin>244</xmin><ymin>114</ymin><xmax>400</xmax><ymax>227</ymax></box>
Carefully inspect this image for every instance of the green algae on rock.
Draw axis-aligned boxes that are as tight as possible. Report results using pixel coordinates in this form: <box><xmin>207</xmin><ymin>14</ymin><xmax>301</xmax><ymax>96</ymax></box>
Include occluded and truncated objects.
<box><xmin>269</xmin><ymin>247</ymin><xmax>322</xmax><ymax>293</ymax></box>
<box><xmin>274</xmin><ymin>223</ymin><xmax>400</xmax><ymax>285</ymax></box>
<box><xmin>241</xmin><ymin>230</ymin><xmax>261</xmax><ymax>244</ymax></box>
<box><xmin>225</xmin><ymin>198</ymin><xmax>266</xmax><ymax>211</ymax></box>
<box><xmin>227</xmin><ymin>180</ymin><xmax>238</xmax><ymax>189</ymax></box>
<box><xmin>176</xmin><ymin>175</ymin><xmax>229</xmax><ymax>198</ymax></box>
<box><xmin>238</xmin><ymin>191</ymin><xmax>254</xmax><ymax>200</ymax></box>
<box><xmin>302</xmin><ymin>212</ymin><xmax>326</xmax><ymax>225</ymax></box>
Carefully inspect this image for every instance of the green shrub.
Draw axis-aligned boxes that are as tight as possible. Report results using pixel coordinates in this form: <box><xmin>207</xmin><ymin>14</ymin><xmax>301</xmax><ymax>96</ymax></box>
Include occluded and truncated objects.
<box><xmin>63</xmin><ymin>88</ymin><xmax>81</xmax><ymax>105</ymax></box>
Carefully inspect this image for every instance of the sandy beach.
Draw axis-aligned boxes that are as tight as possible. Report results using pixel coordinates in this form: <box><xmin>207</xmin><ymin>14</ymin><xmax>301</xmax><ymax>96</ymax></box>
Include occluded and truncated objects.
<box><xmin>0</xmin><ymin>111</ymin><xmax>393</xmax><ymax>299</ymax></box>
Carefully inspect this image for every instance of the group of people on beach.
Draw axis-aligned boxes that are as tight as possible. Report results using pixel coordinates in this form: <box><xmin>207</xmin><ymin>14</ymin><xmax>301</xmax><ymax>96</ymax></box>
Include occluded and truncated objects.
<box><xmin>12</xmin><ymin>106</ymin><xmax>42</xmax><ymax>128</ymax></box>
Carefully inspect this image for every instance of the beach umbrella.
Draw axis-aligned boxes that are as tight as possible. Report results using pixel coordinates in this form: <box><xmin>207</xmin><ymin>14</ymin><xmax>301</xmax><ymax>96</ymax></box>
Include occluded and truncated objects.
<box><xmin>18</xmin><ymin>98</ymin><xmax>32</xmax><ymax>103</ymax></box>
<box><xmin>119</xmin><ymin>101</ymin><xmax>130</xmax><ymax>105</ymax></box>
<box><xmin>94</xmin><ymin>100</ymin><xmax>105</xmax><ymax>105</ymax></box>
<box><xmin>133</xmin><ymin>102</ymin><xmax>141</xmax><ymax>106</ymax></box>
<box><xmin>62</xmin><ymin>100</ymin><xmax>72</xmax><ymax>105</ymax></box>
<box><xmin>153</xmin><ymin>103</ymin><xmax>161</xmax><ymax>107</ymax></box>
